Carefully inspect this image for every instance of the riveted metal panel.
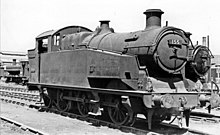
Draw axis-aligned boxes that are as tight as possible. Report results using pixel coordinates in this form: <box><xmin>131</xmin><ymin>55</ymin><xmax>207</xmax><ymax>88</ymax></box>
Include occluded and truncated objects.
<box><xmin>87</xmin><ymin>50</ymin><xmax>139</xmax><ymax>79</ymax></box>
<box><xmin>40</xmin><ymin>50</ymin><xmax>89</xmax><ymax>87</ymax></box>
<box><xmin>28</xmin><ymin>48</ymin><xmax>39</xmax><ymax>83</ymax></box>
<box><xmin>39</xmin><ymin>49</ymin><xmax>139</xmax><ymax>88</ymax></box>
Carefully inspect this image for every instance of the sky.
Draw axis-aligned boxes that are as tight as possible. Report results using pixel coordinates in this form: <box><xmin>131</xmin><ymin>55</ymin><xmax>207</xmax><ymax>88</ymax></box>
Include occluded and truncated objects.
<box><xmin>1</xmin><ymin>0</ymin><xmax>220</xmax><ymax>55</ymax></box>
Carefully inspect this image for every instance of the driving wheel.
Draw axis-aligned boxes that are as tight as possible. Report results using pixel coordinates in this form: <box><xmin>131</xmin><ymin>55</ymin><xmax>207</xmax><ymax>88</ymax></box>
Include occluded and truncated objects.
<box><xmin>77</xmin><ymin>92</ymin><xmax>89</xmax><ymax>117</ymax></box>
<box><xmin>57</xmin><ymin>90</ymin><xmax>71</xmax><ymax>112</ymax></box>
<box><xmin>107</xmin><ymin>97</ymin><xmax>130</xmax><ymax>125</ymax></box>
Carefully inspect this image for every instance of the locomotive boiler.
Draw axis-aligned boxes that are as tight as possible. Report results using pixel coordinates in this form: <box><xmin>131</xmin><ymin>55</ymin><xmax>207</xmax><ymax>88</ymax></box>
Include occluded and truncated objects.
<box><xmin>27</xmin><ymin>9</ymin><xmax>220</xmax><ymax>129</ymax></box>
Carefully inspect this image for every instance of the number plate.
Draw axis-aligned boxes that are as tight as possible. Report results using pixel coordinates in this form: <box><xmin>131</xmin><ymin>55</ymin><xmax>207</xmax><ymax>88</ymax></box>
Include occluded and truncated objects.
<box><xmin>168</xmin><ymin>39</ymin><xmax>182</xmax><ymax>49</ymax></box>
<box><xmin>168</xmin><ymin>39</ymin><xmax>182</xmax><ymax>45</ymax></box>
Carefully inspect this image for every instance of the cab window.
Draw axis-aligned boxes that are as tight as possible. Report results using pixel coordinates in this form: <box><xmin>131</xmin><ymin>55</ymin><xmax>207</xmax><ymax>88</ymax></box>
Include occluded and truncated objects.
<box><xmin>54</xmin><ymin>34</ymin><xmax>60</xmax><ymax>46</ymax></box>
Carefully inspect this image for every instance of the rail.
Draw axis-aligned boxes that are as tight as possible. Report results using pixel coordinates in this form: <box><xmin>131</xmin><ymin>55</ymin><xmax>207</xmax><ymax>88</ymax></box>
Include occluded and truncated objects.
<box><xmin>0</xmin><ymin>116</ymin><xmax>49</xmax><ymax>135</ymax></box>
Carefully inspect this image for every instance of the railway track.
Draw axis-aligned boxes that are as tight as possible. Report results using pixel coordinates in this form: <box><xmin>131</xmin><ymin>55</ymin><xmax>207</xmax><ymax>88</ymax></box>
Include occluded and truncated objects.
<box><xmin>191</xmin><ymin>111</ymin><xmax>220</xmax><ymax>123</ymax></box>
<box><xmin>0</xmin><ymin>86</ymin><xmax>214</xmax><ymax>135</ymax></box>
<box><xmin>0</xmin><ymin>86</ymin><xmax>29</xmax><ymax>92</ymax></box>
<box><xmin>0</xmin><ymin>86</ymin><xmax>40</xmax><ymax>102</ymax></box>
<box><xmin>1</xmin><ymin>97</ymin><xmax>208</xmax><ymax>135</ymax></box>
<box><xmin>0</xmin><ymin>116</ymin><xmax>48</xmax><ymax>135</ymax></box>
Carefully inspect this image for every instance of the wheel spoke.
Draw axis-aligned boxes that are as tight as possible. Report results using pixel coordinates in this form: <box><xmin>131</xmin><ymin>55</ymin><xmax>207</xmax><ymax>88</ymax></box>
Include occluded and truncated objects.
<box><xmin>57</xmin><ymin>90</ymin><xmax>70</xmax><ymax>112</ymax></box>
<box><xmin>116</xmin><ymin>110</ymin><xmax>121</xmax><ymax>122</ymax></box>
<box><xmin>119</xmin><ymin>113</ymin><xmax>126</xmax><ymax>121</ymax></box>
<box><xmin>118</xmin><ymin>112</ymin><xmax>123</xmax><ymax>122</ymax></box>
<box><xmin>119</xmin><ymin>110</ymin><xmax>126</xmax><ymax>121</ymax></box>
<box><xmin>57</xmin><ymin>99</ymin><xmax>69</xmax><ymax>112</ymax></box>
<box><xmin>77</xmin><ymin>92</ymin><xmax>89</xmax><ymax>117</ymax></box>
<box><xmin>108</xmin><ymin>98</ymin><xmax>129</xmax><ymax>125</ymax></box>
<box><xmin>113</xmin><ymin>108</ymin><xmax>117</xmax><ymax>118</ymax></box>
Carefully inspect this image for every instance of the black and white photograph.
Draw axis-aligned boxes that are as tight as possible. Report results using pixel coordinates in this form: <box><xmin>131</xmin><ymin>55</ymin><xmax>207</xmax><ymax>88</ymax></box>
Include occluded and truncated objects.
<box><xmin>1</xmin><ymin>0</ymin><xmax>220</xmax><ymax>134</ymax></box>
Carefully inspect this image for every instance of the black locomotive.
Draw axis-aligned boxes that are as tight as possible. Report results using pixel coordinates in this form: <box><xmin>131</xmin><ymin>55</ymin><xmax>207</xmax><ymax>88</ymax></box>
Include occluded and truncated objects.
<box><xmin>0</xmin><ymin>59</ymin><xmax>29</xmax><ymax>85</ymax></box>
<box><xmin>27</xmin><ymin>9</ymin><xmax>220</xmax><ymax>129</ymax></box>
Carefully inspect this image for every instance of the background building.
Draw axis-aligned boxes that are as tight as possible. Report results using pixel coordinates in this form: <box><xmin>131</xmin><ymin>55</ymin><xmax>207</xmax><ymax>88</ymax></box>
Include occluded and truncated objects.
<box><xmin>210</xmin><ymin>55</ymin><xmax>220</xmax><ymax>84</ymax></box>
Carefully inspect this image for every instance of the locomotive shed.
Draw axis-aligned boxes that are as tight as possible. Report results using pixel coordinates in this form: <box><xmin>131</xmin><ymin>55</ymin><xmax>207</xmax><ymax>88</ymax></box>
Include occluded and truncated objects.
<box><xmin>1</xmin><ymin>6</ymin><xmax>220</xmax><ymax>135</ymax></box>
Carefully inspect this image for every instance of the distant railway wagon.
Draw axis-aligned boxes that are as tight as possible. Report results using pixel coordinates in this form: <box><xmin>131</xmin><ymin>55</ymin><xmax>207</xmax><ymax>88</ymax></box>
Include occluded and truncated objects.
<box><xmin>211</xmin><ymin>65</ymin><xmax>220</xmax><ymax>84</ymax></box>
<box><xmin>27</xmin><ymin>9</ymin><xmax>220</xmax><ymax>129</ymax></box>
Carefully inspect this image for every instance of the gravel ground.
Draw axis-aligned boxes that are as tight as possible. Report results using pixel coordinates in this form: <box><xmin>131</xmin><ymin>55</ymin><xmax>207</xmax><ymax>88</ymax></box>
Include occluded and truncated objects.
<box><xmin>1</xmin><ymin>80</ymin><xmax>220</xmax><ymax>135</ymax></box>
<box><xmin>1</xmin><ymin>101</ymin><xmax>220</xmax><ymax>135</ymax></box>
<box><xmin>0</xmin><ymin>119</ymin><xmax>33</xmax><ymax>135</ymax></box>
<box><xmin>162</xmin><ymin>108</ymin><xmax>220</xmax><ymax>135</ymax></box>
<box><xmin>0</xmin><ymin>101</ymin><xmax>135</xmax><ymax>135</ymax></box>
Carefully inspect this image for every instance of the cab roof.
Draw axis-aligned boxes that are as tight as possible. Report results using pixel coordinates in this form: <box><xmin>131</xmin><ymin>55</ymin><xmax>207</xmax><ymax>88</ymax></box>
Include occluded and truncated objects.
<box><xmin>36</xmin><ymin>25</ymin><xmax>92</xmax><ymax>39</ymax></box>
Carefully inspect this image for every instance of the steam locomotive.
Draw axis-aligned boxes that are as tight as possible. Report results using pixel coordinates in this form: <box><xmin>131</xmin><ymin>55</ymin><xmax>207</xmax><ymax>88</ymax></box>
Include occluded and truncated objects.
<box><xmin>27</xmin><ymin>9</ymin><xmax>220</xmax><ymax>129</ymax></box>
<box><xmin>0</xmin><ymin>59</ymin><xmax>29</xmax><ymax>85</ymax></box>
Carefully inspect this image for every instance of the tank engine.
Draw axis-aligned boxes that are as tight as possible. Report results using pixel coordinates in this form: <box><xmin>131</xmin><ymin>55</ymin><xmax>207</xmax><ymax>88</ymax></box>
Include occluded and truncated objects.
<box><xmin>1</xmin><ymin>59</ymin><xmax>29</xmax><ymax>85</ymax></box>
<box><xmin>27</xmin><ymin>9</ymin><xmax>220</xmax><ymax>129</ymax></box>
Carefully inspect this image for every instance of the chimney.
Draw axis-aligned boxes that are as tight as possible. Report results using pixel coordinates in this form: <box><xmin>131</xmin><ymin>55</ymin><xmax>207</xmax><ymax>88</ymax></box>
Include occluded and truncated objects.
<box><xmin>143</xmin><ymin>9</ymin><xmax>164</xmax><ymax>29</ymax></box>
<box><xmin>99</xmin><ymin>20</ymin><xmax>111</xmax><ymax>34</ymax></box>
<box><xmin>207</xmin><ymin>35</ymin><xmax>209</xmax><ymax>49</ymax></box>
<box><xmin>12</xmin><ymin>59</ymin><xmax>16</xmax><ymax>65</ymax></box>
<box><xmin>100</xmin><ymin>20</ymin><xmax>110</xmax><ymax>29</ymax></box>
<box><xmin>202</xmin><ymin>37</ymin><xmax>206</xmax><ymax>46</ymax></box>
